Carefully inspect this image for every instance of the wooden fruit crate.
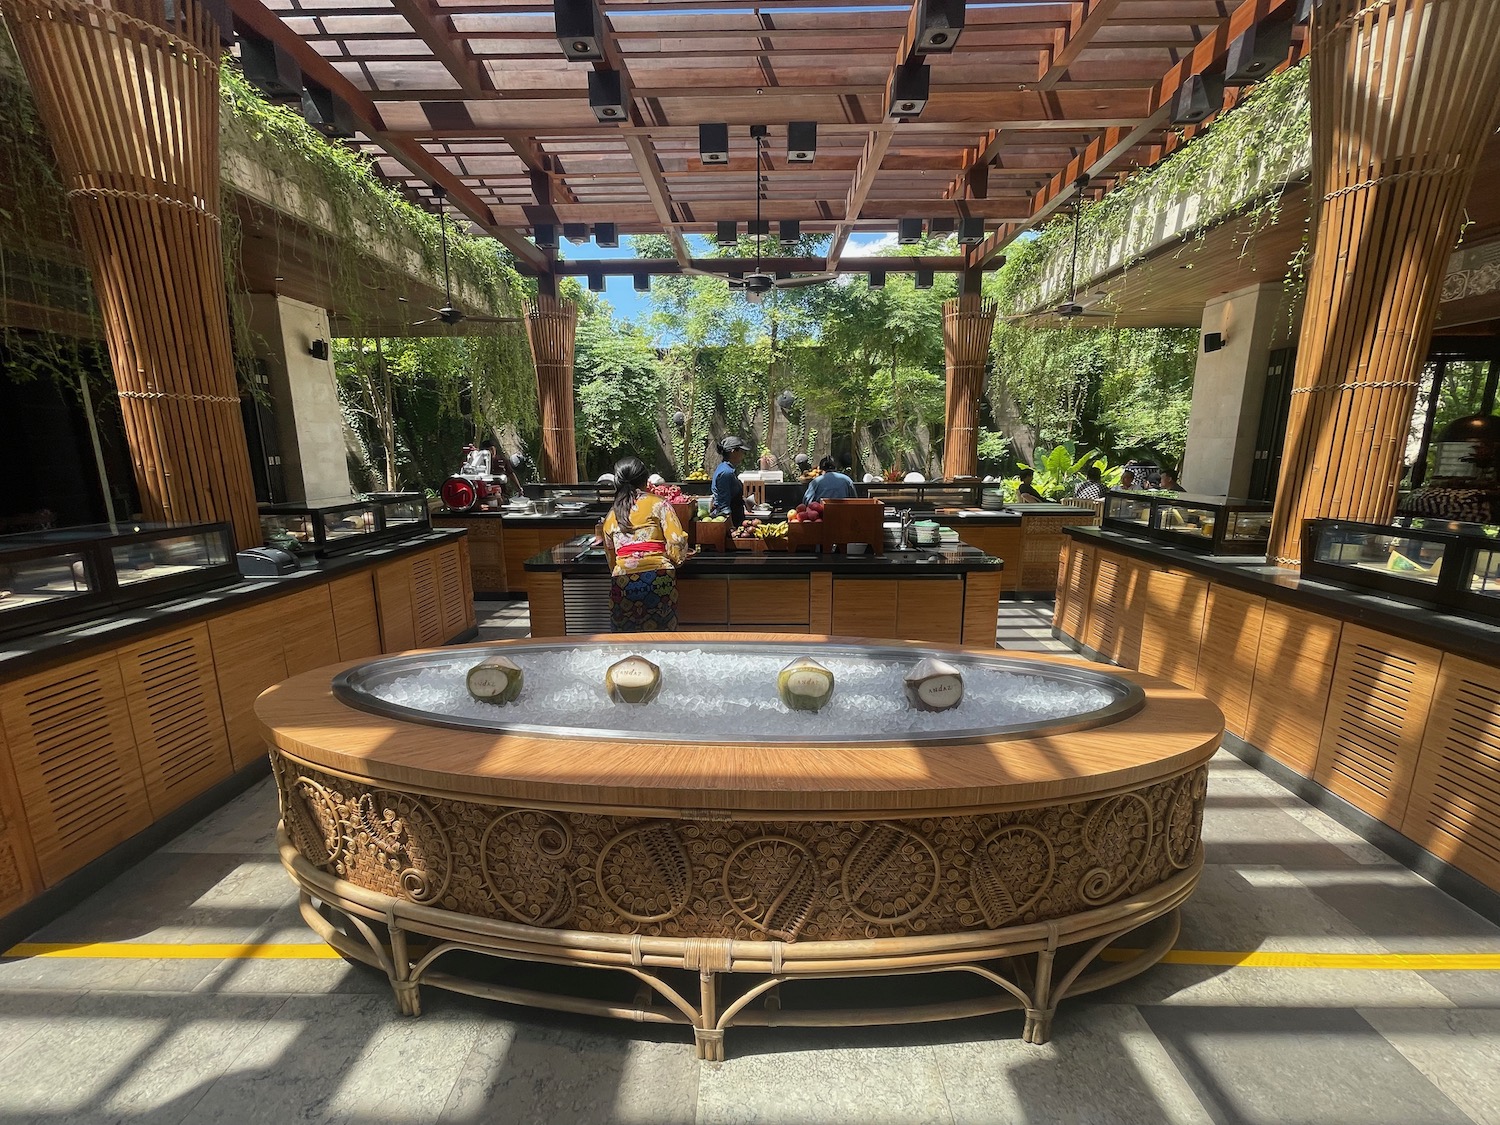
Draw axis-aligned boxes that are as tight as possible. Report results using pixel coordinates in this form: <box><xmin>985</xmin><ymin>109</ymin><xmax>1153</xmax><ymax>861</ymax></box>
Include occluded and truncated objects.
<box><xmin>787</xmin><ymin>521</ymin><xmax>825</xmax><ymax>551</ymax></box>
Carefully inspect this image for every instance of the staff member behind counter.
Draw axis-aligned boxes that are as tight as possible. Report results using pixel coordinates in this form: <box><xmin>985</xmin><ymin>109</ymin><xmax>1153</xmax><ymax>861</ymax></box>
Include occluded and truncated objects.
<box><xmin>601</xmin><ymin>455</ymin><xmax>691</xmax><ymax>631</ymax></box>
<box><xmin>710</xmin><ymin>435</ymin><xmax>749</xmax><ymax>528</ymax></box>
<box><xmin>804</xmin><ymin>456</ymin><xmax>857</xmax><ymax>503</ymax></box>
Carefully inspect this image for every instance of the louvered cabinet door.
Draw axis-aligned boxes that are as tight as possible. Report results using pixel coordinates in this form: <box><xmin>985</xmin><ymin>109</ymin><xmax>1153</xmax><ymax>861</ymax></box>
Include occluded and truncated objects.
<box><xmin>1138</xmin><ymin>570</ymin><xmax>1207</xmax><ymax>689</ymax></box>
<box><xmin>118</xmin><ymin>625</ymin><xmax>233</xmax><ymax>819</ymax></box>
<box><xmin>411</xmin><ymin>554</ymin><xmax>445</xmax><ymax>648</ymax></box>
<box><xmin>1247</xmin><ymin>605</ymin><xmax>1343</xmax><ymax>776</ymax></box>
<box><xmin>1403</xmin><ymin>655</ymin><xmax>1500</xmax><ymax>889</ymax></box>
<box><xmin>1083</xmin><ymin>552</ymin><xmax>1149</xmax><ymax>668</ymax></box>
<box><xmin>0</xmin><ymin>721</ymin><xmax>43</xmax><ymax>913</ymax></box>
<box><xmin>0</xmin><ymin>654</ymin><xmax>151</xmax><ymax>885</ymax></box>
<box><xmin>1194</xmin><ymin>584</ymin><xmax>1266</xmax><ymax>738</ymax></box>
<box><xmin>437</xmin><ymin>541</ymin><xmax>470</xmax><ymax>639</ymax></box>
<box><xmin>208</xmin><ymin>601</ymin><xmax>291</xmax><ymax>771</ymax></box>
<box><xmin>1313</xmin><ymin>625</ymin><xmax>1440</xmax><ymax>823</ymax></box>
<box><xmin>1055</xmin><ymin>540</ymin><xmax>1094</xmax><ymax>644</ymax></box>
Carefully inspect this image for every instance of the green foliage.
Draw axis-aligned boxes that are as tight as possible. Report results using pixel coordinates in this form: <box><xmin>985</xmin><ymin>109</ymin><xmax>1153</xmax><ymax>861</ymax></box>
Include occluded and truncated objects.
<box><xmin>1022</xmin><ymin>442</ymin><xmax>1121</xmax><ymax>500</ymax></box>
<box><xmin>573</xmin><ymin>293</ymin><xmax>669</xmax><ymax>476</ymax></box>
<box><xmin>976</xmin><ymin>427</ymin><xmax>1011</xmax><ymax>468</ymax></box>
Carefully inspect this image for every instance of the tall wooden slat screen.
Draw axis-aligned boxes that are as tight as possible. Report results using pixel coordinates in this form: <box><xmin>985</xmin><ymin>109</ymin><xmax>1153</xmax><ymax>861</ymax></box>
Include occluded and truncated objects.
<box><xmin>1267</xmin><ymin>0</ymin><xmax>1500</xmax><ymax>566</ymax></box>
<box><xmin>525</xmin><ymin>295</ymin><xmax>580</xmax><ymax>484</ymax></box>
<box><xmin>2</xmin><ymin>0</ymin><xmax>261</xmax><ymax>548</ymax></box>
<box><xmin>939</xmin><ymin>295</ymin><xmax>997</xmax><ymax>480</ymax></box>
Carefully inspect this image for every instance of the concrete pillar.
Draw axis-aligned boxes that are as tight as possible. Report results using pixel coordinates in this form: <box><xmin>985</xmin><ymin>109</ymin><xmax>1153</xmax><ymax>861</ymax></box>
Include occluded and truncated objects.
<box><xmin>247</xmin><ymin>294</ymin><xmax>351</xmax><ymax>502</ymax></box>
<box><xmin>1181</xmin><ymin>282</ymin><xmax>1295</xmax><ymax>496</ymax></box>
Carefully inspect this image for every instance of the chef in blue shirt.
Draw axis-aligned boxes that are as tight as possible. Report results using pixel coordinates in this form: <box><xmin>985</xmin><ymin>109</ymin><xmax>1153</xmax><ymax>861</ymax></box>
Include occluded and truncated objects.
<box><xmin>711</xmin><ymin>435</ymin><xmax>748</xmax><ymax>528</ymax></box>
<box><xmin>804</xmin><ymin>456</ymin><xmax>857</xmax><ymax>504</ymax></box>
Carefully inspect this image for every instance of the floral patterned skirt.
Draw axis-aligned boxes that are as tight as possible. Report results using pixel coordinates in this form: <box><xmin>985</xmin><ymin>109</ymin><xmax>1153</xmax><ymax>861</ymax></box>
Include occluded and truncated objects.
<box><xmin>609</xmin><ymin>568</ymin><xmax>679</xmax><ymax>632</ymax></box>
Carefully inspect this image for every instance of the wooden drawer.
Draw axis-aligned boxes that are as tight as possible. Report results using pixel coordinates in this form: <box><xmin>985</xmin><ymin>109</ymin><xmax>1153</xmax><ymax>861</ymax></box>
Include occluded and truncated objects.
<box><xmin>678</xmin><ymin>577</ymin><xmax>729</xmax><ymax>625</ymax></box>
<box><xmin>729</xmin><ymin>577</ymin><xmax>810</xmax><ymax>624</ymax></box>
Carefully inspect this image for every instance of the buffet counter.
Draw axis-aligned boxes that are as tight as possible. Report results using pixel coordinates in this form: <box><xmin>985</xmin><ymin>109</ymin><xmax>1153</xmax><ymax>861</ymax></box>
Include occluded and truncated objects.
<box><xmin>523</xmin><ymin>536</ymin><xmax>1005</xmax><ymax>645</ymax></box>
<box><xmin>0</xmin><ymin>529</ymin><xmax>477</xmax><ymax>939</ymax></box>
<box><xmin>1053</xmin><ymin>525</ymin><xmax>1500</xmax><ymax>912</ymax></box>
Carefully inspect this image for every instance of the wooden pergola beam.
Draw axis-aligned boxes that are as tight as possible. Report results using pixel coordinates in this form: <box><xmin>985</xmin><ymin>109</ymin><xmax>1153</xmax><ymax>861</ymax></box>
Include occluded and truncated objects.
<box><xmin>964</xmin><ymin>0</ymin><xmax>1296</xmax><ymax>270</ymax></box>
<box><xmin>389</xmin><ymin>0</ymin><xmax>487</xmax><ymax>94</ymax></box>
<box><xmin>553</xmin><ymin>255</ymin><xmax>986</xmax><ymax>276</ymax></box>
<box><xmin>229</xmin><ymin>0</ymin><xmax>550</xmax><ymax>275</ymax></box>
<box><xmin>1037</xmin><ymin>0</ymin><xmax>1128</xmax><ymax>90</ymax></box>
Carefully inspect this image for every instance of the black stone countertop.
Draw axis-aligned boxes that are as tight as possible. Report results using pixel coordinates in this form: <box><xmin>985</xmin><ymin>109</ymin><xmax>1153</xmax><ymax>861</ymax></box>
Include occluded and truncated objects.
<box><xmin>437</xmin><ymin>503</ymin><xmax>1095</xmax><ymax>528</ymax></box>
<box><xmin>1067</xmin><ymin>526</ymin><xmax>1500</xmax><ymax>666</ymax></box>
<box><xmin>0</xmin><ymin>528</ymin><xmax>469</xmax><ymax>679</ymax></box>
<box><xmin>523</xmin><ymin>534</ymin><xmax>1003</xmax><ymax>575</ymax></box>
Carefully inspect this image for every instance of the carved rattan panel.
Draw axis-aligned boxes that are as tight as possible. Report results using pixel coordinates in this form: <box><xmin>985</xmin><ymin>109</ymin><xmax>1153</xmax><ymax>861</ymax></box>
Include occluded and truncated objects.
<box><xmin>0</xmin><ymin>655</ymin><xmax>151</xmax><ymax>884</ymax></box>
<box><xmin>940</xmin><ymin>297</ymin><xmax>998</xmax><ymax>479</ymax></box>
<box><xmin>118</xmin><ymin>625</ymin><xmax>232</xmax><ymax>819</ymax></box>
<box><xmin>273</xmin><ymin>754</ymin><xmax>1207</xmax><ymax>942</ymax></box>
<box><xmin>1313</xmin><ymin>624</ymin><xmax>1439</xmax><ymax>822</ymax></box>
<box><xmin>1194</xmin><ymin>584</ymin><xmax>1265</xmax><ymax>738</ymax></box>
<box><xmin>1403</xmin><ymin>655</ymin><xmax>1500</xmax><ymax>889</ymax></box>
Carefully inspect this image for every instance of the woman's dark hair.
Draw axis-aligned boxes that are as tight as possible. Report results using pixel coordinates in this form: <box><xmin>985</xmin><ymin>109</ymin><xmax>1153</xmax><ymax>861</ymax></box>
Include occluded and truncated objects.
<box><xmin>611</xmin><ymin>455</ymin><xmax>650</xmax><ymax>528</ymax></box>
<box><xmin>1018</xmin><ymin>468</ymin><xmax>1034</xmax><ymax>482</ymax></box>
<box><xmin>818</xmin><ymin>455</ymin><xmax>837</xmax><ymax>472</ymax></box>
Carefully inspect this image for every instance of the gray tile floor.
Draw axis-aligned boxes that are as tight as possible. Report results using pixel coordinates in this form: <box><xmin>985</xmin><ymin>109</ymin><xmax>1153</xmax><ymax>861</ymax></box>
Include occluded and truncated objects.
<box><xmin>3</xmin><ymin>599</ymin><xmax>1499</xmax><ymax>1124</ymax></box>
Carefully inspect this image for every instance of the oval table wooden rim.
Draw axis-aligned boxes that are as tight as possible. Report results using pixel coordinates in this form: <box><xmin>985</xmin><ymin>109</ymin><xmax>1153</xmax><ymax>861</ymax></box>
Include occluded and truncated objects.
<box><xmin>255</xmin><ymin>633</ymin><xmax>1225</xmax><ymax>818</ymax></box>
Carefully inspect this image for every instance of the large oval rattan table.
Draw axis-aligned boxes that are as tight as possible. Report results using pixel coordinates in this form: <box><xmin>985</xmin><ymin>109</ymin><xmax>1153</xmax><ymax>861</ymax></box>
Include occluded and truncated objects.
<box><xmin>257</xmin><ymin>634</ymin><xmax>1223</xmax><ymax>1059</ymax></box>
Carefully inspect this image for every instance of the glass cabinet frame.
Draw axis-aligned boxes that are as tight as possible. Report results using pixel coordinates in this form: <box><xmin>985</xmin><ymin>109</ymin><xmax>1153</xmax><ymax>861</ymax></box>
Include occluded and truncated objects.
<box><xmin>259</xmin><ymin>494</ymin><xmax>430</xmax><ymax>557</ymax></box>
<box><xmin>1103</xmin><ymin>491</ymin><xmax>1274</xmax><ymax>555</ymax></box>
<box><xmin>0</xmin><ymin>521</ymin><xmax>237</xmax><ymax>640</ymax></box>
<box><xmin>1303</xmin><ymin>516</ymin><xmax>1500</xmax><ymax>620</ymax></box>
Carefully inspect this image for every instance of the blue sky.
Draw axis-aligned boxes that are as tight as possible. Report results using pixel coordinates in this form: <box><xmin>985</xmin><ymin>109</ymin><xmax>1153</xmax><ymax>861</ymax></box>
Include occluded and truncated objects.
<box><xmin>557</xmin><ymin>231</ymin><xmax>899</xmax><ymax>330</ymax></box>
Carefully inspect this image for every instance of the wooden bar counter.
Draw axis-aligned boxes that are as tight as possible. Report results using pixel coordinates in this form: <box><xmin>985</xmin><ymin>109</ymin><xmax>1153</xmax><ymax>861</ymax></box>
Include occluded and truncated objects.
<box><xmin>258</xmin><ymin>635</ymin><xmax>1222</xmax><ymax>1057</ymax></box>
<box><xmin>1054</xmin><ymin>526</ymin><xmax>1500</xmax><ymax>914</ymax></box>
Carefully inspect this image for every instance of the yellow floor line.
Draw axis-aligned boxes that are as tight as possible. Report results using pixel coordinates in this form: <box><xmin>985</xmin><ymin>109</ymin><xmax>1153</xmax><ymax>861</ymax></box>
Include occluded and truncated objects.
<box><xmin>2</xmin><ymin>941</ymin><xmax>1498</xmax><ymax>970</ymax></box>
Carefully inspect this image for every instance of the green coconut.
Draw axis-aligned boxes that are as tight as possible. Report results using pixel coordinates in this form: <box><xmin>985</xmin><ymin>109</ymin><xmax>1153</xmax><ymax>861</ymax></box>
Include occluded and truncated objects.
<box><xmin>466</xmin><ymin>655</ymin><xmax>524</xmax><ymax>704</ymax></box>
<box><xmin>606</xmin><ymin>655</ymin><xmax>662</xmax><ymax>704</ymax></box>
<box><xmin>903</xmin><ymin>657</ymin><xmax>964</xmax><ymax>712</ymax></box>
<box><xmin>777</xmin><ymin>656</ymin><xmax>835</xmax><ymax>712</ymax></box>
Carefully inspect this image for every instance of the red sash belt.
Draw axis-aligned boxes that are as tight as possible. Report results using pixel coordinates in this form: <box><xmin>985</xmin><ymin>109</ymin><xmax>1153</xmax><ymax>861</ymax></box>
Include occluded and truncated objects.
<box><xmin>614</xmin><ymin>540</ymin><xmax>665</xmax><ymax>559</ymax></box>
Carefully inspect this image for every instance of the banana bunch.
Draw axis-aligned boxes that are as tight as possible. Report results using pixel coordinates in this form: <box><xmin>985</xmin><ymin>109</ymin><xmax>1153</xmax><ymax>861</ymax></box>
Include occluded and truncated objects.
<box><xmin>755</xmin><ymin>521</ymin><xmax>790</xmax><ymax>539</ymax></box>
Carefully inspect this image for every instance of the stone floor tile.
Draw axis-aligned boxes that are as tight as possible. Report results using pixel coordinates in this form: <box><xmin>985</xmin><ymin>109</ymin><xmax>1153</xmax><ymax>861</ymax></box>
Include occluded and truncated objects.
<box><xmin>161</xmin><ymin>779</ymin><xmax>280</xmax><ymax>854</ymax></box>
<box><xmin>1360</xmin><ymin>1007</ymin><xmax>1500</xmax><ymax>1125</ymax></box>
<box><xmin>1099</xmin><ymin>962</ymin><xmax>1454</xmax><ymax>1010</ymax></box>
<box><xmin>934</xmin><ymin>1003</ymin><xmax>1211</xmax><ymax>1125</ymax></box>
<box><xmin>437</xmin><ymin>1011</ymin><xmax>698</xmax><ymax>1125</ymax></box>
<box><xmin>0</xmin><ymin>991</ymin><xmax>291</xmax><ymax>1124</ymax></box>
<box><xmin>0</xmin><ymin>989</ymin><xmax>88</xmax><ymax>1066</ymax></box>
<box><xmin>0</xmin><ymin>950</ymin><xmax>225</xmax><ymax>994</ymax></box>
<box><xmin>1176</xmin><ymin>865</ymin><xmax>1400</xmax><ymax>953</ymax></box>
<box><xmin>695</xmin><ymin>1031</ymin><xmax>952</xmax><ymax>1125</ymax></box>
<box><xmin>191</xmin><ymin>952</ymin><xmax>392</xmax><ymax>997</ymax></box>
<box><xmin>1140</xmin><ymin>1005</ymin><xmax>1473</xmax><ymax>1125</ymax></box>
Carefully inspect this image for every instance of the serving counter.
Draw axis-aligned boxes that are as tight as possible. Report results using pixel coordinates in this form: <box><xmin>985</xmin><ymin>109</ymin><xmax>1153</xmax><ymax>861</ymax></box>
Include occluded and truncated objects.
<box><xmin>1052</xmin><ymin>525</ymin><xmax>1500</xmax><ymax>912</ymax></box>
<box><xmin>522</xmin><ymin>536</ymin><xmax>1006</xmax><ymax>645</ymax></box>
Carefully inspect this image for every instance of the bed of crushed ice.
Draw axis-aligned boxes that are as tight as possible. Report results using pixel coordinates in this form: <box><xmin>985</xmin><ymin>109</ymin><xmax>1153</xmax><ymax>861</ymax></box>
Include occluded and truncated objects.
<box><xmin>355</xmin><ymin>646</ymin><xmax>1119</xmax><ymax>741</ymax></box>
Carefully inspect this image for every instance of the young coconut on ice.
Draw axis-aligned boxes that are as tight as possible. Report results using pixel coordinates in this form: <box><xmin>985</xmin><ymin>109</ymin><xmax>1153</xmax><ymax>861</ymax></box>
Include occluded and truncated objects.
<box><xmin>903</xmin><ymin>657</ymin><xmax>964</xmax><ymax>712</ymax></box>
<box><xmin>777</xmin><ymin>656</ymin><xmax>835</xmax><ymax>712</ymax></box>
<box><xmin>466</xmin><ymin>655</ymin><xmax>524</xmax><ymax>704</ymax></box>
<box><xmin>605</xmin><ymin>655</ymin><xmax>662</xmax><ymax>704</ymax></box>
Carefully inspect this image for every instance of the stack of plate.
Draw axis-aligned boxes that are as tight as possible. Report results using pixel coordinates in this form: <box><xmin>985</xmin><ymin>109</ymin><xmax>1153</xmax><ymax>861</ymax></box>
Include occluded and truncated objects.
<box><xmin>914</xmin><ymin>521</ymin><xmax>941</xmax><ymax>547</ymax></box>
<box><xmin>980</xmin><ymin>489</ymin><xmax>1006</xmax><ymax>510</ymax></box>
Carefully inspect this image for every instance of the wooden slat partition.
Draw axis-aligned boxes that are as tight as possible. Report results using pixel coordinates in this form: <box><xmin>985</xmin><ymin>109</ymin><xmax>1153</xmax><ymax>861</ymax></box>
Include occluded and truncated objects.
<box><xmin>1403</xmin><ymin>655</ymin><xmax>1500</xmax><ymax>891</ymax></box>
<box><xmin>1313</xmin><ymin>624</ymin><xmax>1439</xmax><ymax>824</ymax></box>
<box><xmin>939</xmin><ymin>295</ymin><xmax>998</xmax><ymax>479</ymax></box>
<box><xmin>412</xmin><ymin>555</ymin><xmax>446</xmax><ymax>647</ymax></box>
<box><xmin>960</xmin><ymin>570</ymin><xmax>1003</xmax><ymax>647</ymax></box>
<box><xmin>437</xmin><ymin>542</ymin><xmax>469</xmax><ymax>639</ymax></box>
<box><xmin>1246</xmin><ymin>605</ymin><xmax>1343</xmax><ymax>776</ymax></box>
<box><xmin>1137</xmin><ymin>569</ymin><xmax>1207</xmax><ymax>689</ymax></box>
<box><xmin>525</xmin><ymin>295</ymin><xmax>580</xmax><ymax>484</ymax></box>
<box><xmin>0</xmin><ymin>722</ymin><xmax>43</xmax><ymax>915</ymax></box>
<box><xmin>3</xmin><ymin>0</ymin><xmax>260</xmax><ymax>548</ymax></box>
<box><xmin>1083</xmin><ymin>553</ymin><xmax>1148</xmax><ymax>669</ymax></box>
<box><xmin>117</xmin><ymin>625</ymin><xmax>232</xmax><ymax>819</ymax></box>
<box><xmin>1267</xmin><ymin>0</ymin><xmax>1500</xmax><ymax>564</ymax></box>
<box><xmin>1</xmin><ymin>654</ymin><xmax>151</xmax><ymax>885</ymax></box>
<box><xmin>1193</xmin><ymin>585</ymin><xmax>1265</xmax><ymax>739</ymax></box>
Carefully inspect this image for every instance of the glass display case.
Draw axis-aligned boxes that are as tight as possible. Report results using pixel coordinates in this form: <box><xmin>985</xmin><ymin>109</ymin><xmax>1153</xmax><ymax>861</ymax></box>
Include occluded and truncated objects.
<box><xmin>0</xmin><ymin>521</ymin><xmax>236</xmax><ymax>639</ymax></box>
<box><xmin>1103</xmin><ymin>491</ymin><xmax>1274</xmax><ymax>554</ymax></box>
<box><xmin>259</xmin><ymin>494</ymin><xmax>430</xmax><ymax>557</ymax></box>
<box><xmin>1304</xmin><ymin>517</ymin><xmax>1500</xmax><ymax>619</ymax></box>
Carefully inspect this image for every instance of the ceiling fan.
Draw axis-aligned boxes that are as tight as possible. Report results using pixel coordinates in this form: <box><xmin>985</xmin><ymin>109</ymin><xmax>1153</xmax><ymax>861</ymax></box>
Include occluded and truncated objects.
<box><xmin>405</xmin><ymin>186</ymin><xmax>523</xmax><ymax>327</ymax></box>
<box><xmin>1004</xmin><ymin>174</ymin><xmax>1115</xmax><ymax>323</ymax></box>
<box><xmin>727</xmin><ymin>130</ymin><xmax>831</xmax><ymax>302</ymax></box>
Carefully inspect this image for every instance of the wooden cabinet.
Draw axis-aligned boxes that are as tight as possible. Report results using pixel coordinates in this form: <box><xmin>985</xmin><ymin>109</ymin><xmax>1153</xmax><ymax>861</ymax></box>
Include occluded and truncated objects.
<box><xmin>678</xmin><ymin>578</ymin><xmax>729</xmax><ymax>626</ymax></box>
<box><xmin>952</xmin><ymin>525</ymin><xmax>1024</xmax><ymax>591</ymax></box>
<box><xmin>831</xmin><ymin>577</ymin><xmax>964</xmax><ymax>644</ymax></box>
<box><xmin>0</xmin><ymin>720</ymin><xmax>43</xmax><ymax>914</ymax></box>
<box><xmin>1137</xmin><ymin>569</ymin><xmax>1207</xmax><ymax>689</ymax></box>
<box><xmin>831</xmin><ymin>578</ymin><xmax>896</xmax><ymax>637</ymax></box>
<box><xmin>208</xmin><ymin>600</ymin><xmax>291</xmax><ymax>771</ymax></box>
<box><xmin>730</xmin><ymin>578</ymin><xmax>810</xmax><ymax>626</ymax></box>
<box><xmin>1247</xmin><ymin>605</ymin><xmax>1342</xmax><ymax>776</ymax></box>
<box><xmin>1194</xmin><ymin>584</ymin><xmax>1265</xmax><ymax>738</ymax></box>
<box><xmin>329</xmin><ymin>573</ymin><xmax>381</xmax><ymax>661</ymax></box>
<box><xmin>280</xmin><ymin>586</ymin><xmax>342</xmax><ymax>675</ymax></box>
<box><xmin>435</xmin><ymin>515</ymin><xmax>506</xmax><ymax>595</ymax></box>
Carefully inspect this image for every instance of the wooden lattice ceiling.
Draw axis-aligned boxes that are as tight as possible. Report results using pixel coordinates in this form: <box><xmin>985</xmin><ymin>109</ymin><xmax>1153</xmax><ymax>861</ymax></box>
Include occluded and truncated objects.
<box><xmin>228</xmin><ymin>0</ymin><xmax>1307</xmax><ymax>277</ymax></box>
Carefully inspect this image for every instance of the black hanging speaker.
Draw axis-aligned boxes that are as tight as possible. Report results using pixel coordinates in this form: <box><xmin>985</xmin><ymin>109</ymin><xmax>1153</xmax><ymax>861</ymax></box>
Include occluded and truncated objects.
<box><xmin>699</xmin><ymin>123</ymin><xmax>730</xmax><ymax>164</ymax></box>
<box><xmin>240</xmin><ymin>31</ymin><xmax>301</xmax><ymax>100</ymax></box>
<box><xmin>594</xmin><ymin>222</ymin><xmax>618</xmax><ymax>248</ymax></box>
<box><xmin>588</xmin><ymin>271</ymin><xmax>605</xmax><ymax>292</ymax></box>
<box><xmin>868</xmin><ymin>270</ymin><xmax>886</xmax><ymax>288</ymax></box>
<box><xmin>1225</xmin><ymin>15</ymin><xmax>1293</xmax><ymax>86</ymax></box>
<box><xmin>716</xmin><ymin>221</ymin><xmax>738</xmax><ymax>245</ymax></box>
<box><xmin>308</xmin><ymin>339</ymin><xmax>329</xmax><ymax>361</ymax></box>
<box><xmin>886</xmin><ymin>61</ymin><xmax>930</xmax><ymax>119</ymax></box>
<box><xmin>635</xmin><ymin>273</ymin><xmax>651</xmax><ymax>293</ymax></box>
<box><xmin>914</xmin><ymin>268</ymin><xmax>934</xmax><ymax>289</ymax></box>
<box><xmin>747</xmin><ymin>220</ymin><xmax>769</xmax><ymax>237</ymax></box>
<box><xmin>301</xmin><ymin>82</ymin><xmax>357</xmax><ymax>139</ymax></box>
<box><xmin>554</xmin><ymin>0</ymin><xmax>602</xmax><ymax>60</ymax></box>
<box><xmin>787</xmin><ymin>121</ymin><xmax>817</xmax><ymax>163</ymax></box>
<box><xmin>928</xmin><ymin>217</ymin><xmax>956</xmax><ymax>234</ymax></box>
<box><xmin>562</xmin><ymin>223</ymin><xmax>589</xmax><ymax>242</ymax></box>
<box><xmin>898</xmin><ymin>217</ymin><xmax>924</xmax><ymax>244</ymax></box>
<box><xmin>587</xmin><ymin>70</ymin><xmax>628</xmax><ymax>122</ymax></box>
<box><xmin>957</xmin><ymin>217</ymin><xmax>985</xmax><ymax>245</ymax></box>
<box><xmin>1203</xmin><ymin>332</ymin><xmax>1225</xmax><ymax>353</ymax></box>
<box><xmin>534</xmin><ymin>223</ymin><xmax>557</xmax><ymax>248</ymax></box>
<box><xmin>1170</xmin><ymin>73</ymin><xmax>1225</xmax><ymax>125</ymax></box>
<box><xmin>914</xmin><ymin>0</ymin><xmax>965</xmax><ymax>53</ymax></box>
<box><xmin>779</xmin><ymin>220</ymin><xmax>800</xmax><ymax>243</ymax></box>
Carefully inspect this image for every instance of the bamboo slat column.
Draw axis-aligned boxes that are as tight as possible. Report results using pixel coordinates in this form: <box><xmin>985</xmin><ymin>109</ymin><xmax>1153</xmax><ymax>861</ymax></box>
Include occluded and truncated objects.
<box><xmin>3</xmin><ymin>0</ymin><xmax>262</xmax><ymax>548</ymax></box>
<box><xmin>524</xmin><ymin>294</ymin><xmax>580</xmax><ymax>483</ymax></box>
<box><xmin>940</xmin><ymin>295</ymin><xmax>998</xmax><ymax>479</ymax></box>
<box><xmin>1266</xmin><ymin>0</ymin><xmax>1500</xmax><ymax>566</ymax></box>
